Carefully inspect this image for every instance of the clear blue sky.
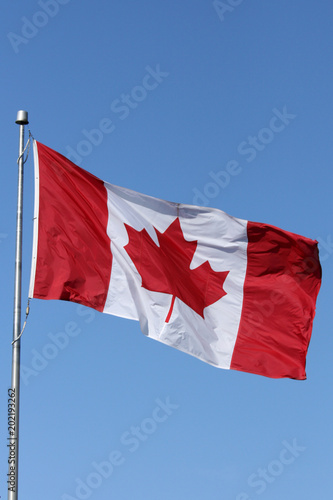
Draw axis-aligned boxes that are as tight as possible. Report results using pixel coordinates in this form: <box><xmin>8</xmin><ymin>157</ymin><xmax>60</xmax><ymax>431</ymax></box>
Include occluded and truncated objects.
<box><xmin>1</xmin><ymin>1</ymin><xmax>332</xmax><ymax>499</ymax></box>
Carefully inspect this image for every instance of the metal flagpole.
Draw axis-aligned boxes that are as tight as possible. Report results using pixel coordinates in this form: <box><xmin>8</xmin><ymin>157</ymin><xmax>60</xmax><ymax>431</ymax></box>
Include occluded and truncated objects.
<box><xmin>8</xmin><ymin>110</ymin><xmax>29</xmax><ymax>500</ymax></box>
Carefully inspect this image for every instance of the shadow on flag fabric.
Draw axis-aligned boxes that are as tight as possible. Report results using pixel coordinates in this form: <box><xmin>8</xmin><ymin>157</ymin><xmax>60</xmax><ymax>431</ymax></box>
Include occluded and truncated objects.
<box><xmin>29</xmin><ymin>141</ymin><xmax>322</xmax><ymax>379</ymax></box>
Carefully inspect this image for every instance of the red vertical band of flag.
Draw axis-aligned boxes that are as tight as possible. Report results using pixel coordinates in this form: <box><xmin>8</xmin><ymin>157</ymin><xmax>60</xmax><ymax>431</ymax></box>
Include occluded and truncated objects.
<box><xmin>231</xmin><ymin>222</ymin><xmax>321</xmax><ymax>379</ymax></box>
<box><xmin>33</xmin><ymin>142</ymin><xmax>112</xmax><ymax>311</ymax></box>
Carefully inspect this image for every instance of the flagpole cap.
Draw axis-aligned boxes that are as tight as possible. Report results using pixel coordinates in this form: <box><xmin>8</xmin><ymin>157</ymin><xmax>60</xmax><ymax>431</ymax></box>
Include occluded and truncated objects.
<box><xmin>15</xmin><ymin>110</ymin><xmax>29</xmax><ymax>125</ymax></box>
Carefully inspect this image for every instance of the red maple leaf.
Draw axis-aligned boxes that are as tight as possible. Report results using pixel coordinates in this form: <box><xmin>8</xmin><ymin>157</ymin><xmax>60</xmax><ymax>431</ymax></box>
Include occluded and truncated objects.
<box><xmin>124</xmin><ymin>218</ymin><xmax>229</xmax><ymax>323</ymax></box>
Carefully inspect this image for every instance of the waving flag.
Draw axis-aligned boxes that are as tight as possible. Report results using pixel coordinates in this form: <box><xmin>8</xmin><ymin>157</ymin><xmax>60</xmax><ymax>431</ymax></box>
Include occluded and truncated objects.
<box><xmin>29</xmin><ymin>141</ymin><xmax>321</xmax><ymax>379</ymax></box>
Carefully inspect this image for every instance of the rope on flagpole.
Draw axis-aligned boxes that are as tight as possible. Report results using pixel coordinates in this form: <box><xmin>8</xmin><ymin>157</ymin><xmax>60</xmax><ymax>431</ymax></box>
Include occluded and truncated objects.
<box><xmin>17</xmin><ymin>130</ymin><xmax>33</xmax><ymax>166</ymax></box>
<box><xmin>11</xmin><ymin>298</ymin><xmax>30</xmax><ymax>345</ymax></box>
<box><xmin>11</xmin><ymin>130</ymin><xmax>34</xmax><ymax>347</ymax></box>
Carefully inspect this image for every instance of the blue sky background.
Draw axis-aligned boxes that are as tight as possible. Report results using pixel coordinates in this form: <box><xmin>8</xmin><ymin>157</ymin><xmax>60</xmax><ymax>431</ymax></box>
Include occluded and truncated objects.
<box><xmin>1</xmin><ymin>1</ymin><xmax>332</xmax><ymax>499</ymax></box>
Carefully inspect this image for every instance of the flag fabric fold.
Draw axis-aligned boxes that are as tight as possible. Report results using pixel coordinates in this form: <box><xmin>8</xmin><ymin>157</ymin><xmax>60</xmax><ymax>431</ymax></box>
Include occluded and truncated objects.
<box><xmin>29</xmin><ymin>141</ymin><xmax>321</xmax><ymax>379</ymax></box>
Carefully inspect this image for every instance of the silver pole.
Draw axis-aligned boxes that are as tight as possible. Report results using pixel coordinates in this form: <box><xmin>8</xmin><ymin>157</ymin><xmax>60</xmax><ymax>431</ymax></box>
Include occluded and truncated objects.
<box><xmin>8</xmin><ymin>110</ymin><xmax>29</xmax><ymax>500</ymax></box>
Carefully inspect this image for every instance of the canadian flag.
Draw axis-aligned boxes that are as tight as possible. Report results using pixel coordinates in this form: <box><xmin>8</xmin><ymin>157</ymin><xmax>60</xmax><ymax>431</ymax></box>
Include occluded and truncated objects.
<box><xmin>29</xmin><ymin>141</ymin><xmax>321</xmax><ymax>379</ymax></box>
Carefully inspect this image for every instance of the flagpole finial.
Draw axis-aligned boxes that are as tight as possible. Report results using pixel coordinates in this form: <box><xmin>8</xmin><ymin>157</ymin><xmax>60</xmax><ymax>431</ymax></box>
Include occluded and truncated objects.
<box><xmin>15</xmin><ymin>110</ymin><xmax>29</xmax><ymax>125</ymax></box>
